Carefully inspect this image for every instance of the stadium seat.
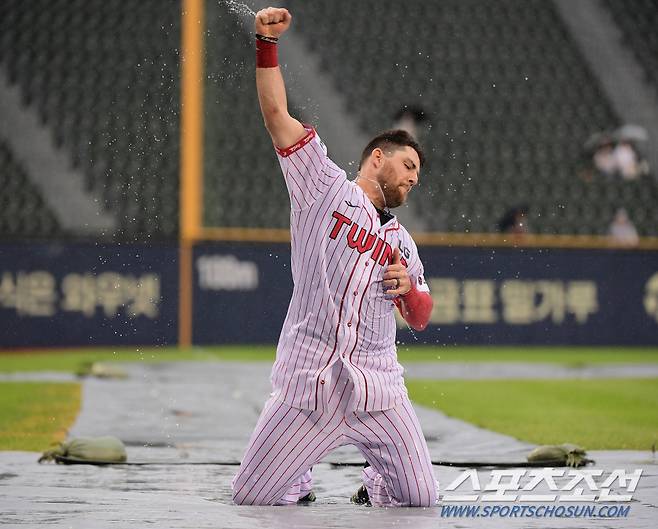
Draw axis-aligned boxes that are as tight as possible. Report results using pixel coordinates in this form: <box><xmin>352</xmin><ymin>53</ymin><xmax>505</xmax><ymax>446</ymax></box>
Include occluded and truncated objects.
<box><xmin>282</xmin><ymin>0</ymin><xmax>658</xmax><ymax>236</ymax></box>
<box><xmin>1</xmin><ymin>0</ymin><xmax>656</xmax><ymax>237</ymax></box>
<box><xmin>603</xmin><ymin>0</ymin><xmax>658</xmax><ymax>98</ymax></box>
<box><xmin>0</xmin><ymin>139</ymin><xmax>62</xmax><ymax>237</ymax></box>
<box><xmin>0</xmin><ymin>0</ymin><xmax>180</xmax><ymax>239</ymax></box>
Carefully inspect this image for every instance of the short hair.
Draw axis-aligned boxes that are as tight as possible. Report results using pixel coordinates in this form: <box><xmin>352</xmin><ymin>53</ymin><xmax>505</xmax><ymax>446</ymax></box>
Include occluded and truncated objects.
<box><xmin>358</xmin><ymin>129</ymin><xmax>425</xmax><ymax>170</ymax></box>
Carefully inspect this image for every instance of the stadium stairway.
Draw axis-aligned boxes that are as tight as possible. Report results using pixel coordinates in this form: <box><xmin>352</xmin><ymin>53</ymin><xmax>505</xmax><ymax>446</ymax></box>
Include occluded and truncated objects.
<box><xmin>603</xmin><ymin>0</ymin><xmax>658</xmax><ymax>100</ymax></box>
<box><xmin>212</xmin><ymin>0</ymin><xmax>427</xmax><ymax>231</ymax></box>
<box><xmin>0</xmin><ymin>137</ymin><xmax>62</xmax><ymax>237</ymax></box>
<box><xmin>282</xmin><ymin>0</ymin><xmax>658</xmax><ymax>236</ymax></box>
<box><xmin>554</xmin><ymin>0</ymin><xmax>658</xmax><ymax>175</ymax></box>
<box><xmin>0</xmin><ymin>0</ymin><xmax>181</xmax><ymax>240</ymax></box>
<box><xmin>0</xmin><ymin>69</ymin><xmax>115</xmax><ymax>236</ymax></box>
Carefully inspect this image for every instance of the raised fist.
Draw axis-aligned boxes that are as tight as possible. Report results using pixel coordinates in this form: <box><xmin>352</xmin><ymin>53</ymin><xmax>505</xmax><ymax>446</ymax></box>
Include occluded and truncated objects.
<box><xmin>254</xmin><ymin>7</ymin><xmax>292</xmax><ymax>38</ymax></box>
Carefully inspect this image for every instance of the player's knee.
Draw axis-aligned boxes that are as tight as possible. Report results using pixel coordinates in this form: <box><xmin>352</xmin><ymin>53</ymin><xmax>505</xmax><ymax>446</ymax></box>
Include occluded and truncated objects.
<box><xmin>232</xmin><ymin>470</ymin><xmax>262</xmax><ymax>506</ymax></box>
<box><xmin>232</xmin><ymin>489</ymin><xmax>247</xmax><ymax>505</ymax></box>
<box><xmin>232</xmin><ymin>487</ymin><xmax>272</xmax><ymax>506</ymax></box>
<box><xmin>231</xmin><ymin>480</ymin><xmax>248</xmax><ymax>505</ymax></box>
<box><xmin>399</xmin><ymin>484</ymin><xmax>437</xmax><ymax>507</ymax></box>
<box><xmin>401</xmin><ymin>495</ymin><xmax>434</xmax><ymax>508</ymax></box>
<box><xmin>232</xmin><ymin>476</ymin><xmax>279</xmax><ymax>506</ymax></box>
<box><xmin>232</xmin><ymin>493</ymin><xmax>262</xmax><ymax>506</ymax></box>
<box><xmin>414</xmin><ymin>490</ymin><xmax>437</xmax><ymax>507</ymax></box>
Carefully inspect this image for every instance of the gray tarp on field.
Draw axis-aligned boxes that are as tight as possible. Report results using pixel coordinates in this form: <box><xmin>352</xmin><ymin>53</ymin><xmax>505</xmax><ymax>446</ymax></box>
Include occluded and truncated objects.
<box><xmin>1</xmin><ymin>361</ymin><xmax>656</xmax><ymax>528</ymax></box>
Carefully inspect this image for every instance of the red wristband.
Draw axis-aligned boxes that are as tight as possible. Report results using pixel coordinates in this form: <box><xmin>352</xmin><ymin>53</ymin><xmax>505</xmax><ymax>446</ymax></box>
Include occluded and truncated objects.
<box><xmin>394</xmin><ymin>282</ymin><xmax>433</xmax><ymax>331</ymax></box>
<box><xmin>256</xmin><ymin>39</ymin><xmax>278</xmax><ymax>68</ymax></box>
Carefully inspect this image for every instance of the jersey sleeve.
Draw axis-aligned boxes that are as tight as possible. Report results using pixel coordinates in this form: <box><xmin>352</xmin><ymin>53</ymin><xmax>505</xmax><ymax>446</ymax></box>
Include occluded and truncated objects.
<box><xmin>275</xmin><ymin>125</ymin><xmax>343</xmax><ymax>211</ymax></box>
<box><xmin>405</xmin><ymin>238</ymin><xmax>430</xmax><ymax>294</ymax></box>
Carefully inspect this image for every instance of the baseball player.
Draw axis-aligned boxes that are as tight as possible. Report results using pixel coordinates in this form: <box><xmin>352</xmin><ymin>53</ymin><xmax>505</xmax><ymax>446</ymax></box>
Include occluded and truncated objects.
<box><xmin>232</xmin><ymin>7</ymin><xmax>437</xmax><ymax>507</ymax></box>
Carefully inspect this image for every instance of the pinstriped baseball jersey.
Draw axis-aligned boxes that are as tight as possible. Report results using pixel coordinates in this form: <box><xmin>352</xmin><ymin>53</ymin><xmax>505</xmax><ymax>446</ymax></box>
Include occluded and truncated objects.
<box><xmin>271</xmin><ymin>125</ymin><xmax>430</xmax><ymax>413</ymax></box>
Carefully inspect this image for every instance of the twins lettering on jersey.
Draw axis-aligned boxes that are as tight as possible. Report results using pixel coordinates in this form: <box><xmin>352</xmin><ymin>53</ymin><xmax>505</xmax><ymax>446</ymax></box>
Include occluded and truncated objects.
<box><xmin>329</xmin><ymin>211</ymin><xmax>408</xmax><ymax>267</ymax></box>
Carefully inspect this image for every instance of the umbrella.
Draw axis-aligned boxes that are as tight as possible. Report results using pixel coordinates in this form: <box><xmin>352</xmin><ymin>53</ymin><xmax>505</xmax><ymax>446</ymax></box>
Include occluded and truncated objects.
<box><xmin>614</xmin><ymin>124</ymin><xmax>649</xmax><ymax>142</ymax></box>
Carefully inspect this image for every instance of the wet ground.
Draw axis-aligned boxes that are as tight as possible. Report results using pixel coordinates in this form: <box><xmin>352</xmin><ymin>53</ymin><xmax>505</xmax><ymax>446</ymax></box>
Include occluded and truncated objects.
<box><xmin>1</xmin><ymin>361</ymin><xmax>656</xmax><ymax>528</ymax></box>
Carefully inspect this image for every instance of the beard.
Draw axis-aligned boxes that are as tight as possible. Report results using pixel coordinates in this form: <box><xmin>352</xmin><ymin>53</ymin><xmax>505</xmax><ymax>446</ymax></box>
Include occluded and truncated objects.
<box><xmin>377</xmin><ymin>164</ymin><xmax>405</xmax><ymax>208</ymax></box>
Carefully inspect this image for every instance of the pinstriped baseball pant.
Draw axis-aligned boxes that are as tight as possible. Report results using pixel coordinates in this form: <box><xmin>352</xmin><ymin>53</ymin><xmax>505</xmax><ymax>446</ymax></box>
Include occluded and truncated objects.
<box><xmin>232</xmin><ymin>361</ymin><xmax>439</xmax><ymax>507</ymax></box>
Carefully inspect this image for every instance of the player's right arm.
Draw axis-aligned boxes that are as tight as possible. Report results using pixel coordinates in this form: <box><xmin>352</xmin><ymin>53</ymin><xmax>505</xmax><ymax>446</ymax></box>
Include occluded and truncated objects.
<box><xmin>254</xmin><ymin>8</ymin><xmax>306</xmax><ymax>149</ymax></box>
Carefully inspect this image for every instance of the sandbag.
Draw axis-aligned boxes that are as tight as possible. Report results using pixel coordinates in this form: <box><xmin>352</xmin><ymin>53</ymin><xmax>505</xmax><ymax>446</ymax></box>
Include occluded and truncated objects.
<box><xmin>526</xmin><ymin>443</ymin><xmax>591</xmax><ymax>467</ymax></box>
<box><xmin>76</xmin><ymin>362</ymin><xmax>128</xmax><ymax>379</ymax></box>
<box><xmin>39</xmin><ymin>436</ymin><xmax>127</xmax><ymax>464</ymax></box>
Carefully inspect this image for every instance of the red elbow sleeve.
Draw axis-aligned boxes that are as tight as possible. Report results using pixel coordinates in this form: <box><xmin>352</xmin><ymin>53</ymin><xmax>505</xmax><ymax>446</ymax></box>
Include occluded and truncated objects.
<box><xmin>396</xmin><ymin>283</ymin><xmax>433</xmax><ymax>331</ymax></box>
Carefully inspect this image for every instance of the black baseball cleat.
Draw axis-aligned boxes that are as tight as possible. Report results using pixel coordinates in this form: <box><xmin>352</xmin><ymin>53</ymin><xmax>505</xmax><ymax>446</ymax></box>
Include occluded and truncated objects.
<box><xmin>350</xmin><ymin>485</ymin><xmax>371</xmax><ymax>506</ymax></box>
<box><xmin>297</xmin><ymin>491</ymin><xmax>316</xmax><ymax>504</ymax></box>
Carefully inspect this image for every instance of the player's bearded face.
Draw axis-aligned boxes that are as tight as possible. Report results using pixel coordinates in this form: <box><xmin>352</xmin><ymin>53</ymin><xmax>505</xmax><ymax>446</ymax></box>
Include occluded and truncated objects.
<box><xmin>378</xmin><ymin>160</ymin><xmax>407</xmax><ymax>208</ymax></box>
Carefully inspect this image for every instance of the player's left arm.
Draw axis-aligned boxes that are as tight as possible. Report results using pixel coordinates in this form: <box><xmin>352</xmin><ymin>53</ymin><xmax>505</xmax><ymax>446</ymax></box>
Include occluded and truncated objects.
<box><xmin>384</xmin><ymin>247</ymin><xmax>433</xmax><ymax>331</ymax></box>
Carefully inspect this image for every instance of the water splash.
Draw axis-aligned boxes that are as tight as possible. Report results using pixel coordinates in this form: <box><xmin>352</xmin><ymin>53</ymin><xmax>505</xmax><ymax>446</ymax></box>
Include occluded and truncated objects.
<box><xmin>220</xmin><ymin>0</ymin><xmax>256</xmax><ymax>17</ymax></box>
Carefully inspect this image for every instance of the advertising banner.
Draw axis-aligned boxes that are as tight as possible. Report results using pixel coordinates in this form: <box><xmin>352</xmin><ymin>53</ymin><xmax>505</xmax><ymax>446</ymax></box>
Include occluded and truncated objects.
<box><xmin>193</xmin><ymin>243</ymin><xmax>658</xmax><ymax>345</ymax></box>
<box><xmin>2</xmin><ymin>241</ymin><xmax>656</xmax><ymax>347</ymax></box>
<box><xmin>193</xmin><ymin>242</ymin><xmax>292</xmax><ymax>344</ymax></box>
<box><xmin>0</xmin><ymin>242</ymin><xmax>178</xmax><ymax>347</ymax></box>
